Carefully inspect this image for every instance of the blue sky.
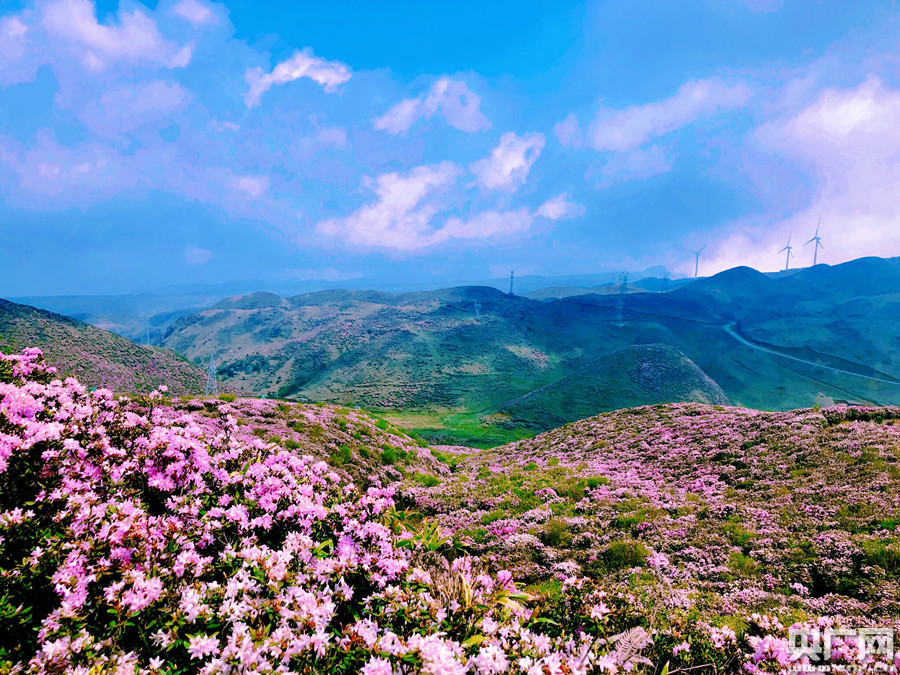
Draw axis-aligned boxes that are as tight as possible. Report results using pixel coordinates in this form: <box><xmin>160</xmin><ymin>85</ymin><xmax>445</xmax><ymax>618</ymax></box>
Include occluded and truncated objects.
<box><xmin>1</xmin><ymin>0</ymin><xmax>899</xmax><ymax>295</ymax></box>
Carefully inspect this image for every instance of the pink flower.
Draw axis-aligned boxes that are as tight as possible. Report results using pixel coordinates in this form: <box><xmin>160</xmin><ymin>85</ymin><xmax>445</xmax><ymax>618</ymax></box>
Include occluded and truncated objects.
<box><xmin>187</xmin><ymin>634</ymin><xmax>220</xmax><ymax>660</ymax></box>
<box><xmin>361</xmin><ymin>656</ymin><xmax>394</xmax><ymax>675</ymax></box>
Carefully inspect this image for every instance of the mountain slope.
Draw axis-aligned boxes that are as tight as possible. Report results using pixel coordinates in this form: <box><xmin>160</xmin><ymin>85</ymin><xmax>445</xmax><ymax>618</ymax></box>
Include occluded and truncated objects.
<box><xmin>0</xmin><ymin>298</ymin><xmax>206</xmax><ymax>394</ymax></box>
<box><xmin>498</xmin><ymin>344</ymin><xmax>730</xmax><ymax>429</ymax></box>
<box><xmin>161</xmin><ymin>287</ymin><xmax>725</xmax><ymax>420</ymax></box>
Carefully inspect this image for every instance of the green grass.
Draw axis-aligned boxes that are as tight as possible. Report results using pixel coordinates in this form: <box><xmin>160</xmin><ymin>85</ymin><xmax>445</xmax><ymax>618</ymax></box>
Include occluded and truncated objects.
<box><xmin>380</xmin><ymin>410</ymin><xmax>534</xmax><ymax>448</ymax></box>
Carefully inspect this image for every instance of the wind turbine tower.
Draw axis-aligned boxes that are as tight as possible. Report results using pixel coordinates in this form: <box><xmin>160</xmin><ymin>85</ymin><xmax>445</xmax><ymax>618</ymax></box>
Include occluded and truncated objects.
<box><xmin>142</xmin><ymin>319</ymin><xmax>151</xmax><ymax>346</ymax></box>
<box><xmin>204</xmin><ymin>355</ymin><xmax>218</xmax><ymax>397</ymax></box>
<box><xmin>691</xmin><ymin>246</ymin><xmax>705</xmax><ymax>279</ymax></box>
<box><xmin>662</xmin><ymin>270</ymin><xmax>670</xmax><ymax>294</ymax></box>
<box><xmin>779</xmin><ymin>233</ymin><xmax>794</xmax><ymax>271</ymax></box>
<box><xmin>805</xmin><ymin>219</ymin><xmax>824</xmax><ymax>266</ymax></box>
<box><xmin>509</xmin><ymin>270</ymin><xmax>515</xmax><ymax>296</ymax></box>
<box><xmin>474</xmin><ymin>299</ymin><xmax>481</xmax><ymax>322</ymax></box>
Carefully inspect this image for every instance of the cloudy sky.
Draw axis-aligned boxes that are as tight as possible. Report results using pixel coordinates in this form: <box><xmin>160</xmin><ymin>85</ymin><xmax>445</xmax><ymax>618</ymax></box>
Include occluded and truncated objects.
<box><xmin>1</xmin><ymin>0</ymin><xmax>898</xmax><ymax>295</ymax></box>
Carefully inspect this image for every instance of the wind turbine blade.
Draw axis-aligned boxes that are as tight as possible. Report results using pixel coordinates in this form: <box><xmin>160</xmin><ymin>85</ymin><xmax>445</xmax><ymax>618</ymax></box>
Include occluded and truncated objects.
<box><xmin>818</xmin><ymin>241</ymin><xmax>824</xmax><ymax>249</ymax></box>
<box><xmin>778</xmin><ymin>246</ymin><xmax>788</xmax><ymax>253</ymax></box>
<box><xmin>805</xmin><ymin>237</ymin><xmax>816</xmax><ymax>245</ymax></box>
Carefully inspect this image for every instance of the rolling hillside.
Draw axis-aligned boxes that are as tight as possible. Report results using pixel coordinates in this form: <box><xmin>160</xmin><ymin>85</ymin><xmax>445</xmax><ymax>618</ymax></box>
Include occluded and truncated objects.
<box><xmin>157</xmin><ymin>257</ymin><xmax>900</xmax><ymax>440</ymax></box>
<box><xmin>497</xmin><ymin>344</ymin><xmax>730</xmax><ymax>430</ymax></box>
<box><xmin>0</xmin><ymin>298</ymin><xmax>206</xmax><ymax>394</ymax></box>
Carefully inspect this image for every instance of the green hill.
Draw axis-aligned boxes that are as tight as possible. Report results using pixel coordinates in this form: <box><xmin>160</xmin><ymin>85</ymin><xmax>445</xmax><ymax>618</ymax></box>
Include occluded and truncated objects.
<box><xmin>0</xmin><ymin>298</ymin><xmax>206</xmax><ymax>394</ymax></box>
<box><xmin>498</xmin><ymin>344</ymin><xmax>730</xmax><ymax>430</ymax></box>
<box><xmin>160</xmin><ymin>286</ymin><xmax>729</xmax><ymax>442</ymax></box>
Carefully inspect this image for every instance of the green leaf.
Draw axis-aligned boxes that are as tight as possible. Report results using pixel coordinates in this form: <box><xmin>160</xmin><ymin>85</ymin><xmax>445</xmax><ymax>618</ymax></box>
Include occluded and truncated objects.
<box><xmin>462</xmin><ymin>634</ymin><xmax>489</xmax><ymax>648</ymax></box>
<box><xmin>530</xmin><ymin>617</ymin><xmax>560</xmax><ymax>626</ymax></box>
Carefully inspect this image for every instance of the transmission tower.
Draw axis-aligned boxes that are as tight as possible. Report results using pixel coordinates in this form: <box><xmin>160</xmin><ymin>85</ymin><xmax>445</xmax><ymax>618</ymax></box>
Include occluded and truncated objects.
<box><xmin>474</xmin><ymin>299</ymin><xmax>481</xmax><ymax>321</ymax></box>
<box><xmin>508</xmin><ymin>270</ymin><xmax>515</xmax><ymax>296</ymax></box>
<box><xmin>614</xmin><ymin>272</ymin><xmax>628</xmax><ymax>327</ymax></box>
<box><xmin>204</xmin><ymin>355</ymin><xmax>218</xmax><ymax>396</ymax></box>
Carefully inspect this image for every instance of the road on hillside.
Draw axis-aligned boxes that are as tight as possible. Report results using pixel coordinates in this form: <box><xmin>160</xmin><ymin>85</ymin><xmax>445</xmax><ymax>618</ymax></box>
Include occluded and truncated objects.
<box><xmin>722</xmin><ymin>323</ymin><xmax>900</xmax><ymax>386</ymax></box>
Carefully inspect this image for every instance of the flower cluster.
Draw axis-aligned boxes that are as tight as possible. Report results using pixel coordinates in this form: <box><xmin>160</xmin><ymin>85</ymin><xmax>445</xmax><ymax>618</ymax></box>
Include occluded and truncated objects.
<box><xmin>0</xmin><ymin>348</ymin><xmax>628</xmax><ymax>674</ymax></box>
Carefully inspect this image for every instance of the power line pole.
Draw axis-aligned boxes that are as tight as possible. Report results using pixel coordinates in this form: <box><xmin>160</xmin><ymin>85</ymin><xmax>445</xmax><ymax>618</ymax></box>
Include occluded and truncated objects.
<box><xmin>204</xmin><ymin>355</ymin><xmax>218</xmax><ymax>396</ymax></box>
<box><xmin>615</xmin><ymin>272</ymin><xmax>628</xmax><ymax>327</ymax></box>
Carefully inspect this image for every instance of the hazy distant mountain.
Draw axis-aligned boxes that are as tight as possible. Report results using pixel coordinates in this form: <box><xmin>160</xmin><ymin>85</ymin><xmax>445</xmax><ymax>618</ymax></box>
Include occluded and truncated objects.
<box><xmin>0</xmin><ymin>298</ymin><xmax>206</xmax><ymax>394</ymax></box>
<box><xmin>11</xmin><ymin>267</ymin><xmax>672</xmax><ymax>341</ymax></box>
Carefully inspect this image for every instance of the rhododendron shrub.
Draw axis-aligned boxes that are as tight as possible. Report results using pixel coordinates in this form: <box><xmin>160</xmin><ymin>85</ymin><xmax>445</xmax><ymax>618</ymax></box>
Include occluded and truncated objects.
<box><xmin>0</xmin><ymin>349</ymin><xmax>624</xmax><ymax>674</ymax></box>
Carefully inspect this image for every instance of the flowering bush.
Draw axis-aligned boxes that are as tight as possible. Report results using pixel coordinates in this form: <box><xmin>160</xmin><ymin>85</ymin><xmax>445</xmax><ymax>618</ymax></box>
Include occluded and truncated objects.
<box><xmin>0</xmin><ymin>348</ymin><xmax>635</xmax><ymax>674</ymax></box>
<box><xmin>4</xmin><ymin>347</ymin><xmax>900</xmax><ymax>675</ymax></box>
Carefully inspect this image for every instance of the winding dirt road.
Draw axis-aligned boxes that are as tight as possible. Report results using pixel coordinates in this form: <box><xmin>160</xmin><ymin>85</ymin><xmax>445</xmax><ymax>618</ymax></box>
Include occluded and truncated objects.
<box><xmin>723</xmin><ymin>323</ymin><xmax>900</xmax><ymax>386</ymax></box>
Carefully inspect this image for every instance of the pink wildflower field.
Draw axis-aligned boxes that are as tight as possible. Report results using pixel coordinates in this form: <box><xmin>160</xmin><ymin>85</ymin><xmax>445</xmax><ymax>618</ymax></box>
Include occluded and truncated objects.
<box><xmin>2</xmin><ymin>348</ymin><xmax>899</xmax><ymax>674</ymax></box>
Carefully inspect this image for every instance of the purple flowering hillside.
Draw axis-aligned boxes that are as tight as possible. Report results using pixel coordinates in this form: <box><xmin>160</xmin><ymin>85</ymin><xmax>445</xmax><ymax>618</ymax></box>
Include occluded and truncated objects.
<box><xmin>0</xmin><ymin>348</ymin><xmax>654</xmax><ymax>674</ymax></box>
<box><xmin>3</xmin><ymin>347</ymin><xmax>900</xmax><ymax>674</ymax></box>
<box><xmin>401</xmin><ymin>403</ymin><xmax>900</xmax><ymax>671</ymax></box>
<box><xmin>0</xmin><ymin>299</ymin><xmax>206</xmax><ymax>395</ymax></box>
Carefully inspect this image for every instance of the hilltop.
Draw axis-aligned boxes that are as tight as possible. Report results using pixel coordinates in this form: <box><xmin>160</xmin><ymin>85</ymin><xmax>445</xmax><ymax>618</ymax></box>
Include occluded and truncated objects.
<box><xmin>0</xmin><ymin>298</ymin><xmax>206</xmax><ymax>394</ymax></box>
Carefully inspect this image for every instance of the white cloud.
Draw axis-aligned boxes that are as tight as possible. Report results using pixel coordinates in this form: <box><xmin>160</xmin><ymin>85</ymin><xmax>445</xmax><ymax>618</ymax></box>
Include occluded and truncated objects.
<box><xmin>374</xmin><ymin>77</ymin><xmax>490</xmax><ymax>134</ymax></box>
<box><xmin>588</xmin><ymin>78</ymin><xmax>752</xmax><ymax>151</ymax></box>
<box><xmin>316</xmin><ymin>162</ymin><xmax>579</xmax><ymax>250</ymax></box>
<box><xmin>316</xmin><ymin>162</ymin><xmax>462</xmax><ymax>249</ymax></box>
<box><xmin>536</xmin><ymin>193</ymin><xmax>585</xmax><ymax>221</ymax></box>
<box><xmin>470</xmin><ymin>132</ymin><xmax>545</xmax><ymax>191</ymax></box>
<box><xmin>0</xmin><ymin>15</ymin><xmax>28</xmax><ymax>60</ymax></box>
<box><xmin>40</xmin><ymin>0</ymin><xmax>191</xmax><ymax>71</ymax></box>
<box><xmin>0</xmin><ymin>131</ymin><xmax>131</xmax><ymax>204</ymax></box>
<box><xmin>234</xmin><ymin>175</ymin><xmax>269</xmax><ymax>198</ymax></box>
<box><xmin>704</xmin><ymin>77</ymin><xmax>900</xmax><ymax>274</ymax></box>
<box><xmin>435</xmin><ymin>209</ymin><xmax>534</xmax><ymax>244</ymax></box>
<box><xmin>244</xmin><ymin>48</ymin><xmax>351</xmax><ymax>107</ymax></box>
<box><xmin>172</xmin><ymin>0</ymin><xmax>216</xmax><ymax>26</ymax></box>
<box><xmin>209</xmin><ymin>119</ymin><xmax>241</xmax><ymax>133</ymax></box>
<box><xmin>294</xmin><ymin>118</ymin><xmax>348</xmax><ymax>157</ymax></box>
<box><xmin>81</xmin><ymin>79</ymin><xmax>189</xmax><ymax>135</ymax></box>
<box><xmin>553</xmin><ymin>113</ymin><xmax>582</xmax><ymax>149</ymax></box>
<box><xmin>591</xmin><ymin>145</ymin><xmax>674</xmax><ymax>186</ymax></box>
<box><xmin>185</xmin><ymin>245</ymin><xmax>212</xmax><ymax>265</ymax></box>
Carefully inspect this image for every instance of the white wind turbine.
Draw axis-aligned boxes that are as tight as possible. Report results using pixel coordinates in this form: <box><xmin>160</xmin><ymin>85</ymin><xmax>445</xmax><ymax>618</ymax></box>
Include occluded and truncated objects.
<box><xmin>690</xmin><ymin>246</ymin><xmax>705</xmax><ymax>279</ymax></box>
<box><xmin>805</xmin><ymin>219</ymin><xmax>824</xmax><ymax>266</ymax></box>
<box><xmin>779</xmin><ymin>232</ymin><xmax>794</xmax><ymax>271</ymax></box>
